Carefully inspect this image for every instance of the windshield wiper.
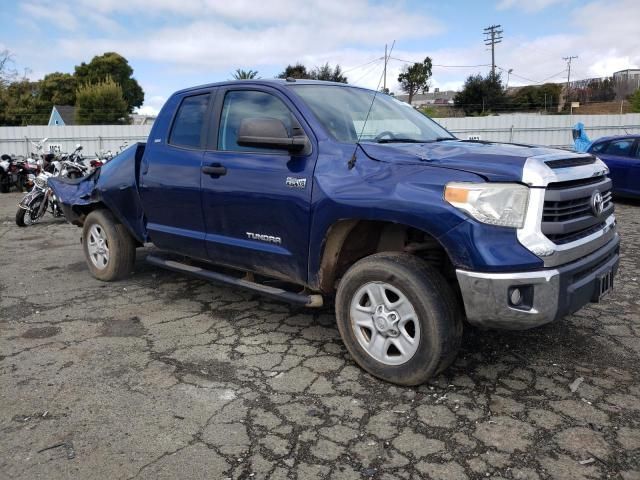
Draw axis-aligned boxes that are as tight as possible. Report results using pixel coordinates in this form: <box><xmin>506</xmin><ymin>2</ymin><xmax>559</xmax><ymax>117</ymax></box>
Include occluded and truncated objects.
<box><xmin>375</xmin><ymin>138</ymin><xmax>429</xmax><ymax>144</ymax></box>
<box><xmin>375</xmin><ymin>136</ymin><xmax>456</xmax><ymax>144</ymax></box>
<box><xmin>431</xmin><ymin>137</ymin><xmax>456</xmax><ymax>142</ymax></box>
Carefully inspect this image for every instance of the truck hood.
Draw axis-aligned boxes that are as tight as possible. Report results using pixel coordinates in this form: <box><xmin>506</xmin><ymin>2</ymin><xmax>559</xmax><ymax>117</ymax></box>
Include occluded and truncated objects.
<box><xmin>359</xmin><ymin>139</ymin><xmax>577</xmax><ymax>182</ymax></box>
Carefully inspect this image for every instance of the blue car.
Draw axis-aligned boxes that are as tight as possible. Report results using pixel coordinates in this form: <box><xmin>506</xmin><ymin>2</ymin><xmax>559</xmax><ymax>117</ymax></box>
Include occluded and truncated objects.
<box><xmin>588</xmin><ymin>135</ymin><xmax>640</xmax><ymax>198</ymax></box>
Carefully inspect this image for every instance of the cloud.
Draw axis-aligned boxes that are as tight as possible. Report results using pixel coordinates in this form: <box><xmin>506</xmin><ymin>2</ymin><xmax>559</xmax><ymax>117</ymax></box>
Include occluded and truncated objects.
<box><xmin>496</xmin><ymin>0</ymin><xmax>568</xmax><ymax>12</ymax></box>
<box><xmin>12</xmin><ymin>0</ymin><xmax>640</xmax><ymax>112</ymax></box>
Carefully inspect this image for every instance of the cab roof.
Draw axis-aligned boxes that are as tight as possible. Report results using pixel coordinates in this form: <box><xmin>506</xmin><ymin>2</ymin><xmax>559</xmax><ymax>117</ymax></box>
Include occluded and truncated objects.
<box><xmin>173</xmin><ymin>79</ymin><xmax>359</xmax><ymax>96</ymax></box>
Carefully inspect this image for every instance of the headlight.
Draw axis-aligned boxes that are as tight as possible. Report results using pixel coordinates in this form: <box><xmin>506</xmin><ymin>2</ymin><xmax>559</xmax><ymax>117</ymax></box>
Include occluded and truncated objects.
<box><xmin>35</xmin><ymin>175</ymin><xmax>48</xmax><ymax>188</ymax></box>
<box><xmin>445</xmin><ymin>182</ymin><xmax>529</xmax><ymax>228</ymax></box>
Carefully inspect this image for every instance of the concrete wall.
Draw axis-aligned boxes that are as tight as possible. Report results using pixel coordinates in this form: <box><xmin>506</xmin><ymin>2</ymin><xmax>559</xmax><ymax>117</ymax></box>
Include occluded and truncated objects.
<box><xmin>1</xmin><ymin>114</ymin><xmax>639</xmax><ymax>155</ymax></box>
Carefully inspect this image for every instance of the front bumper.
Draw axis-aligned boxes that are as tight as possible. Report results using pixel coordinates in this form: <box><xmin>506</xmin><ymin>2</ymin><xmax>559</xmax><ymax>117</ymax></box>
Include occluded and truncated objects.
<box><xmin>456</xmin><ymin>234</ymin><xmax>620</xmax><ymax>329</ymax></box>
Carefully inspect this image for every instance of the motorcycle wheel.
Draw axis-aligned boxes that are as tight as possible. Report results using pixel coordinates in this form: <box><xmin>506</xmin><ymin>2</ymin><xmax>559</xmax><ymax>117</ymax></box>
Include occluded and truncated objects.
<box><xmin>15</xmin><ymin>208</ymin><xmax>27</xmax><ymax>227</ymax></box>
<box><xmin>15</xmin><ymin>198</ymin><xmax>45</xmax><ymax>227</ymax></box>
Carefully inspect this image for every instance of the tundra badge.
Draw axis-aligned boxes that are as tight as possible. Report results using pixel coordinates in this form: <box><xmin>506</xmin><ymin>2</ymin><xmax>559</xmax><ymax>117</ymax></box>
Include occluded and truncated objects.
<box><xmin>247</xmin><ymin>232</ymin><xmax>282</xmax><ymax>245</ymax></box>
<box><xmin>286</xmin><ymin>177</ymin><xmax>307</xmax><ymax>189</ymax></box>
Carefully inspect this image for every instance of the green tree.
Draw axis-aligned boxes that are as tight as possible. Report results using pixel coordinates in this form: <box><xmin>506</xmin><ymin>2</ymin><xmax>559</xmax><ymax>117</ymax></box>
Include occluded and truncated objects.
<box><xmin>74</xmin><ymin>52</ymin><xmax>144</xmax><ymax>112</ymax></box>
<box><xmin>0</xmin><ymin>80</ymin><xmax>49</xmax><ymax>125</ymax></box>
<box><xmin>232</xmin><ymin>69</ymin><xmax>259</xmax><ymax>80</ymax></box>
<box><xmin>75</xmin><ymin>76</ymin><xmax>128</xmax><ymax>125</ymax></box>
<box><xmin>310</xmin><ymin>63</ymin><xmax>348</xmax><ymax>83</ymax></box>
<box><xmin>39</xmin><ymin>72</ymin><xmax>77</xmax><ymax>105</ymax></box>
<box><xmin>631</xmin><ymin>88</ymin><xmax>640</xmax><ymax>113</ymax></box>
<box><xmin>277</xmin><ymin>63</ymin><xmax>310</xmax><ymax>79</ymax></box>
<box><xmin>454</xmin><ymin>72</ymin><xmax>507</xmax><ymax>115</ymax></box>
<box><xmin>397</xmin><ymin>57</ymin><xmax>432</xmax><ymax>104</ymax></box>
<box><xmin>510</xmin><ymin>83</ymin><xmax>562</xmax><ymax>111</ymax></box>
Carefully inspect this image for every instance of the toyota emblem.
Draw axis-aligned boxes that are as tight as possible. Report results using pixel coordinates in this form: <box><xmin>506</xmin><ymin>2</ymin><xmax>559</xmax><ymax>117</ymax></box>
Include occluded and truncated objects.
<box><xmin>591</xmin><ymin>190</ymin><xmax>604</xmax><ymax>217</ymax></box>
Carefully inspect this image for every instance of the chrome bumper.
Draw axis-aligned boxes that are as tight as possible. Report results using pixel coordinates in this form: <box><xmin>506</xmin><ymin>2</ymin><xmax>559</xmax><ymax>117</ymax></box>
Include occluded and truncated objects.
<box><xmin>456</xmin><ymin>235</ymin><xmax>620</xmax><ymax>330</ymax></box>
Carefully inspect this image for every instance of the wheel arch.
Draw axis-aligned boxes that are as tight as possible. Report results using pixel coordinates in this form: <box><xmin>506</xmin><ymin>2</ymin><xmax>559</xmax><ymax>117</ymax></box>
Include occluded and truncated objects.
<box><xmin>314</xmin><ymin>218</ymin><xmax>458</xmax><ymax>293</ymax></box>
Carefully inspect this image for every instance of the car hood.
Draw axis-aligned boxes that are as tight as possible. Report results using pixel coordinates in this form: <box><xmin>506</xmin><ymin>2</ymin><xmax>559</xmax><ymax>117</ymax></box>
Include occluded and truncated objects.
<box><xmin>359</xmin><ymin>140</ymin><xmax>578</xmax><ymax>182</ymax></box>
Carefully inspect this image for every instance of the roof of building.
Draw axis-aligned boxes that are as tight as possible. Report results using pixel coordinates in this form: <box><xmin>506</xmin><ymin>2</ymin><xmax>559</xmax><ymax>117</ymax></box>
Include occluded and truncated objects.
<box><xmin>53</xmin><ymin>105</ymin><xmax>76</xmax><ymax>125</ymax></box>
<box><xmin>613</xmin><ymin>68</ymin><xmax>640</xmax><ymax>75</ymax></box>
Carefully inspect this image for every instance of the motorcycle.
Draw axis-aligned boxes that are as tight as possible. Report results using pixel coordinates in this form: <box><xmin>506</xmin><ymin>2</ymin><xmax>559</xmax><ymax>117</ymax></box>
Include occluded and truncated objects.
<box><xmin>0</xmin><ymin>154</ymin><xmax>18</xmax><ymax>193</ymax></box>
<box><xmin>15</xmin><ymin>156</ymin><xmax>41</xmax><ymax>191</ymax></box>
<box><xmin>15</xmin><ymin>171</ymin><xmax>63</xmax><ymax>227</ymax></box>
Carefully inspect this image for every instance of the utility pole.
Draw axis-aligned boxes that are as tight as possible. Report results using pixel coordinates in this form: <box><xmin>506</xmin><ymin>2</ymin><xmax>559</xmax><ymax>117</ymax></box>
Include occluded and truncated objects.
<box><xmin>483</xmin><ymin>25</ymin><xmax>503</xmax><ymax>77</ymax></box>
<box><xmin>563</xmin><ymin>55</ymin><xmax>578</xmax><ymax>99</ymax></box>
<box><xmin>383</xmin><ymin>44</ymin><xmax>388</xmax><ymax>92</ymax></box>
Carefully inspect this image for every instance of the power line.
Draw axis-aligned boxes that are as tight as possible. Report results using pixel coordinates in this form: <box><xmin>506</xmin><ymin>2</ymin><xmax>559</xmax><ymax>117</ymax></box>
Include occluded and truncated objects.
<box><xmin>389</xmin><ymin>57</ymin><xmax>491</xmax><ymax>68</ymax></box>
<box><xmin>342</xmin><ymin>57</ymin><xmax>384</xmax><ymax>74</ymax></box>
<box><xmin>484</xmin><ymin>24</ymin><xmax>503</xmax><ymax>77</ymax></box>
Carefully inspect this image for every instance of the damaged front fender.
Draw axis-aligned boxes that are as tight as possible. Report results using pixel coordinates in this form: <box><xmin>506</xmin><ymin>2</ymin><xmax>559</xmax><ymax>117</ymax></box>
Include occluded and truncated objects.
<box><xmin>49</xmin><ymin>143</ymin><xmax>147</xmax><ymax>243</ymax></box>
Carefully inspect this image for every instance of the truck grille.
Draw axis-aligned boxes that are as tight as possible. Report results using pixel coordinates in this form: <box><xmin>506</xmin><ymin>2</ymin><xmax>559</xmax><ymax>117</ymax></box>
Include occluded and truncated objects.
<box><xmin>542</xmin><ymin>175</ymin><xmax>613</xmax><ymax>244</ymax></box>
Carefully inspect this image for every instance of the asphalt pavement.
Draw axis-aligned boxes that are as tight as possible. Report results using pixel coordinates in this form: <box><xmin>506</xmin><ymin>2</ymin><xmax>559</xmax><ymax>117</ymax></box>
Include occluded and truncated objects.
<box><xmin>1</xmin><ymin>192</ymin><xmax>639</xmax><ymax>480</ymax></box>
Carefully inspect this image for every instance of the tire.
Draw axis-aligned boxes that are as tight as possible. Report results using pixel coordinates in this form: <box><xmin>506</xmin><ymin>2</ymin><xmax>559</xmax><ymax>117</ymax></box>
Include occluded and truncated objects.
<box><xmin>335</xmin><ymin>252</ymin><xmax>463</xmax><ymax>386</ymax></box>
<box><xmin>82</xmin><ymin>209</ymin><xmax>136</xmax><ymax>281</ymax></box>
<box><xmin>15</xmin><ymin>208</ymin><xmax>27</xmax><ymax>226</ymax></box>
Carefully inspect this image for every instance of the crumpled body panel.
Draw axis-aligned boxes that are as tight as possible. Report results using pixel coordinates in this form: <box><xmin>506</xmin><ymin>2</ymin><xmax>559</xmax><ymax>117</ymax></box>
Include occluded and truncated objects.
<box><xmin>49</xmin><ymin>143</ymin><xmax>147</xmax><ymax>243</ymax></box>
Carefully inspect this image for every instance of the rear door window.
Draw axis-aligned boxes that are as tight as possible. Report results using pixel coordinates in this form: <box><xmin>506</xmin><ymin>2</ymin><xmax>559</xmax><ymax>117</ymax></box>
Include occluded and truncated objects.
<box><xmin>169</xmin><ymin>94</ymin><xmax>211</xmax><ymax>149</ymax></box>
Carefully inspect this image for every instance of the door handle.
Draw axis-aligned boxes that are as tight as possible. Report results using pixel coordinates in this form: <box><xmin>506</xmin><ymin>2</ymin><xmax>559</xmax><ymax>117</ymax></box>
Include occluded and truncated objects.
<box><xmin>202</xmin><ymin>164</ymin><xmax>227</xmax><ymax>177</ymax></box>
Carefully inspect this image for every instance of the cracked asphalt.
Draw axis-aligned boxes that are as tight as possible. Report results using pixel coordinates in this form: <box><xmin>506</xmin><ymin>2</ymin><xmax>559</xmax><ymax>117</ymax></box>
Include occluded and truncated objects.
<box><xmin>0</xmin><ymin>191</ymin><xmax>639</xmax><ymax>480</ymax></box>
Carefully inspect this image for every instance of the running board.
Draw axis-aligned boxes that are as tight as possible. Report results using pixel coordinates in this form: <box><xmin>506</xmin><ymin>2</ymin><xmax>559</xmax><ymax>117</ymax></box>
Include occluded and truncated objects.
<box><xmin>146</xmin><ymin>255</ymin><xmax>323</xmax><ymax>308</ymax></box>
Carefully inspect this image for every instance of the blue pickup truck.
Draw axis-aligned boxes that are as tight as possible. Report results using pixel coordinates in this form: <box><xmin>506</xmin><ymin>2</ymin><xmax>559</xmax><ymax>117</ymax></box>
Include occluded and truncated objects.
<box><xmin>50</xmin><ymin>80</ymin><xmax>620</xmax><ymax>385</ymax></box>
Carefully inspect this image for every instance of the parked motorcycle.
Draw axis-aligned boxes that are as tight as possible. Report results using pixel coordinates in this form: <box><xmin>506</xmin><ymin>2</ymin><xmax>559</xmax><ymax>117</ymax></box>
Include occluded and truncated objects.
<box><xmin>15</xmin><ymin>171</ymin><xmax>63</xmax><ymax>226</ymax></box>
<box><xmin>0</xmin><ymin>154</ymin><xmax>17</xmax><ymax>193</ymax></box>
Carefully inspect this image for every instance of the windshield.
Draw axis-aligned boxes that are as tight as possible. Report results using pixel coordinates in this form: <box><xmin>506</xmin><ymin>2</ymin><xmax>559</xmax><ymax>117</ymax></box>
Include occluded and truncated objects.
<box><xmin>291</xmin><ymin>84</ymin><xmax>455</xmax><ymax>144</ymax></box>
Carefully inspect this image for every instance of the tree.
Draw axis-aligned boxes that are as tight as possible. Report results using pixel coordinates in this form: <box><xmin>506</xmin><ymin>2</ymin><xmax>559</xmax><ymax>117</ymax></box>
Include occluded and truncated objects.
<box><xmin>232</xmin><ymin>69</ymin><xmax>259</xmax><ymax>80</ymax></box>
<box><xmin>397</xmin><ymin>57</ymin><xmax>432</xmax><ymax>104</ymax></box>
<box><xmin>74</xmin><ymin>52</ymin><xmax>144</xmax><ymax>112</ymax></box>
<box><xmin>310</xmin><ymin>63</ymin><xmax>348</xmax><ymax>83</ymax></box>
<box><xmin>75</xmin><ymin>76</ymin><xmax>128</xmax><ymax>125</ymax></box>
<box><xmin>0</xmin><ymin>49</ymin><xmax>18</xmax><ymax>87</ymax></box>
<box><xmin>510</xmin><ymin>83</ymin><xmax>562</xmax><ymax>111</ymax></box>
<box><xmin>277</xmin><ymin>63</ymin><xmax>310</xmax><ymax>79</ymax></box>
<box><xmin>277</xmin><ymin>63</ymin><xmax>348</xmax><ymax>83</ymax></box>
<box><xmin>0</xmin><ymin>80</ymin><xmax>49</xmax><ymax>125</ymax></box>
<box><xmin>454</xmin><ymin>72</ymin><xmax>508</xmax><ymax>115</ymax></box>
<box><xmin>631</xmin><ymin>88</ymin><xmax>640</xmax><ymax>113</ymax></box>
<box><xmin>39</xmin><ymin>72</ymin><xmax>77</xmax><ymax>106</ymax></box>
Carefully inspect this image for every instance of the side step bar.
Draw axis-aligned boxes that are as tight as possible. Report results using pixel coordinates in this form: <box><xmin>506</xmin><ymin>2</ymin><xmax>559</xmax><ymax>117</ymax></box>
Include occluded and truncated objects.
<box><xmin>146</xmin><ymin>255</ymin><xmax>323</xmax><ymax>308</ymax></box>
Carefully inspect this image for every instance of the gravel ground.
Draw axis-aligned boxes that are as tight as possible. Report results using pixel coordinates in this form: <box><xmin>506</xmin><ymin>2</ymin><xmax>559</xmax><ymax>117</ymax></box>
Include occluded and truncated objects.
<box><xmin>0</xmin><ymin>191</ymin><xmax>639</xmax><ymax>480</ymax></box>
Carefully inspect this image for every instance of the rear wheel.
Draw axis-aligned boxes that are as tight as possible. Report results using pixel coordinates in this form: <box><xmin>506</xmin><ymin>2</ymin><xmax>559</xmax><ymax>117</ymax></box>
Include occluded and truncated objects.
<box><xmin>335</xmin><ymin>252</ymin><xmax>462</xmax><ymax>386</ymax></box>
<box><xmin>82</xmin><ymin>209</ymin><xmax>136</xmax><ymax>281</ymax></box>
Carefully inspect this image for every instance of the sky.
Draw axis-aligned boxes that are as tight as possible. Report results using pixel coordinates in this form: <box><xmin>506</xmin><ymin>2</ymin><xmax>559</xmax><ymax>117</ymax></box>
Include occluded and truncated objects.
<box><xmin>1</xmin><ymin>0</ymin><xmax>638</xmax><ymax>115</ymax></box>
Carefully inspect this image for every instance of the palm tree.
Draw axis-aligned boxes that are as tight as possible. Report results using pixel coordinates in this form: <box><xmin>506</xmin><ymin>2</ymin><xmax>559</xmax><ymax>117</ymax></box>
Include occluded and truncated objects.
<box><xmin>232</xmin><ymin>69</ymin><xmax>259</xmax><ymax>80</ymax></box>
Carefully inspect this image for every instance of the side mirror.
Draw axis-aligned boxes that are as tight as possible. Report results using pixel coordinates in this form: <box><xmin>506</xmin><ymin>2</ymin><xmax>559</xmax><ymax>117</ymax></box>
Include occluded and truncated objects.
<box><xmin>237</xmin><ymin>117</ymin><xmax>309</xmax><ymax>153</ymax></box>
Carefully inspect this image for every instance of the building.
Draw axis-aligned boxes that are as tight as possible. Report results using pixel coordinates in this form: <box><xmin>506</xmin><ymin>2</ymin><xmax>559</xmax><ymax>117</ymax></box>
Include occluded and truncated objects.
<box><xmin>48</xmin><ymin>105</ymin><xmax>76</xmax><ymax>126</ymax></box>
<box><xmin>613</xmin><ymin>69</ymin><xmax>640</xmax><ymax>98</ymax></box>
<box><xmin>396</xmin><ymin>89</ymin><xmax>457</xmax><ymax>107</ymax></box>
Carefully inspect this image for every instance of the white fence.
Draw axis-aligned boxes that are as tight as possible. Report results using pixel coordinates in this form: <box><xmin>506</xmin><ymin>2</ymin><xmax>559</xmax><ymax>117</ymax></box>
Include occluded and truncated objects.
<box><xmin>0</xmin><ymin>114</ymin><xmax>639</xmax><ymax>155</ymax></box>
<box><xmin>0</xmin><ymin>125</ymin><xmax>152</xmax><ymax>157</ymax></box>
<box><xmin>438</xmin><ymin>114</ymin><xmax>640</xmax><ymax>147</ymax></box>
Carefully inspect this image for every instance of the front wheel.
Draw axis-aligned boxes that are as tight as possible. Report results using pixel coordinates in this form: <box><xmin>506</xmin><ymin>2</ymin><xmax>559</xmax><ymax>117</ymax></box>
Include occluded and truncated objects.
<box><xmin>335</xmin><ymin>252</ymin><xmax>463</xmax><ymax>386</ymax></box>
<box><xmin>82</xmin><ymin>209</ymin><xmax>136</xmax><ymax>281</ymax></box>
<box><xmin>15</xmin><ymin>196</ymin><xmax>46</xmax><ymax>227</ymax></box>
